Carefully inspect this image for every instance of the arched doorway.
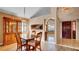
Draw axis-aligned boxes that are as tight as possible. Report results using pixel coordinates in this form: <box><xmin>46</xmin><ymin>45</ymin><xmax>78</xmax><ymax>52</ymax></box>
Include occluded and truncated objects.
<box><xmin>45</xmin><ymin>19</ymin><xmax>55</xmax><ymax>43</ymax></box>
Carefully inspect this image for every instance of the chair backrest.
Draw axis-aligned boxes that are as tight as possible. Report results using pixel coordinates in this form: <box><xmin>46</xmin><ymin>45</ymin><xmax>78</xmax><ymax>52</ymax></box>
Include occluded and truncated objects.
<box><xmin>35</xmin><ymin>32</ymin><xmax>42</xmax><ymax>46</ymax></box>
<box><xmin>31</xmin><ymin>31</ymin><xmax>36</xmax><ymax>38</ymax></box>
<box><xmin>15</xmin><ymin>33</ymin><xmax>22</xmax><ymax>46</ymax></box>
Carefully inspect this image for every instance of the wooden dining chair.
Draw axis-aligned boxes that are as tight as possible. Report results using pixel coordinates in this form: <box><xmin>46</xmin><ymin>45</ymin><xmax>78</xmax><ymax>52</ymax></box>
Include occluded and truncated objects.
<box><xmin>35</xmin><ymin>32</ymin><xmax>42</xmax><ymax>51</ymax></box>
<box><xmin>15</xmin><ymin>33</ymin><xmax>27</xmax><ymax>51</ymax></box>
<box><xmin>27</xmin><ymin>32</ymin><xmax>42</xmax><ymax>51</ymax></box>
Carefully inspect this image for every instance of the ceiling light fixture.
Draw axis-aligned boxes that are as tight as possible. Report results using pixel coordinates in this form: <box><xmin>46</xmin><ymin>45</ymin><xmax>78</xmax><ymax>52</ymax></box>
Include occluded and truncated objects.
<box><xmin>62</xmin><ymin>7</ymin><xmax>73</xmax><ymax>13</ymax></box>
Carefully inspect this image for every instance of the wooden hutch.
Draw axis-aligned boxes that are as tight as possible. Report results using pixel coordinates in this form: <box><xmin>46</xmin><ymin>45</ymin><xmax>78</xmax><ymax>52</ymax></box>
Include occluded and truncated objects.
<box><xmin>3</xmin><ymin>16</ymin><xmax>29</xmax><ymax>45</ymax></box>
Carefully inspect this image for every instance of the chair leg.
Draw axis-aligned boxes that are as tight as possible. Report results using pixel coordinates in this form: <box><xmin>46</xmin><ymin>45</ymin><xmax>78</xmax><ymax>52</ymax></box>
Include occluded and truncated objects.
<box><xmin>21</xmin><ymin>47</ymin><xmax>22</xmax><ymax>51</ymax></box>
<box><xmin>16</xmin><ymin>48</ymin><xmax>18</xmax><ymax>51</ymax></box>
<box><xmin>39</xmin><ymin>45</ymin><xmax>41</xmax><ymax>51</ymax></box>
<box><xmin>35</xmin><ymin>46</ymin><xmax>41</xmax><ymax>51</ymax></box>
<box><xmin>16</xmin><ymin>46</ymin><xmax>19</xmax><ymax>51</ymax></box>
<box><xmin>16</xmin><ymin>46</ymin><xmax>22</xmax><ymax>51</ymax></box>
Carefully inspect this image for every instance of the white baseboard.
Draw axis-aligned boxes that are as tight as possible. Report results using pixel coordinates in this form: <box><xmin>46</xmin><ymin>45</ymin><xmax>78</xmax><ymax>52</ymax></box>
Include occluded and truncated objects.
<box><xmin>44</xmin><ymin>41</ymin><xmax>79</xmax><ymax>50</ymax></box>
<box><xmin>56</xmin><ymin>44</ymin><xmax>79</xmax><ymax>50</ymax></box>
<box><xmin>42</xmin><ymin>41</ymin><xmax>79</xmax><ymax>50</ymax></box>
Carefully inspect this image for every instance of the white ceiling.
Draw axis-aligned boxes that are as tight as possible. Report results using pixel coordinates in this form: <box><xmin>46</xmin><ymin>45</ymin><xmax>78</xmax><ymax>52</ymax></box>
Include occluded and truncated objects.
<box><xmin>0</xmin><ymin>7</ymin><xmax>41</xmax><ymax>18</ymax></box>
<box><xmin>0</xmin><ymin>7</ymin><xmax>51</xmax><ymax>19</ymax></box>
<box><xmin>0</xmin><ymin>7</ymin><xmax>79</xmax><ymax>21</ymax></box>
<box><xmin>58</xmin><ymin>7</ymin><xmax>79</xmax><ymax>21</ymax></box>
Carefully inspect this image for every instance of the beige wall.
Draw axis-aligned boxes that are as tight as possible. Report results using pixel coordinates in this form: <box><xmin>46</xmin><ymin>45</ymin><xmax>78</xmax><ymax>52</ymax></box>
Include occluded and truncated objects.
<box><xmin>0</xmin><ymin>15</ymin><xmax>3</xmax><ymax>44</ymax></box>
<box><xmin>55</xmin><ymin>18</ymin><xmax>60</xmax><ymax>44</ymax></box>
<box><xmin>58</xmin><ymin>8</ymin><xmax>77</xmax><ymax>40</ymax></box>
<box><xmin>58</xmin><ymin>8</ymin><xmax>79</xmax><ymax>40</ymax></box>
<box><xmin>76</xmin><ymin>19</ymin><xmax>79</xmax><ymax>39</ymax></box>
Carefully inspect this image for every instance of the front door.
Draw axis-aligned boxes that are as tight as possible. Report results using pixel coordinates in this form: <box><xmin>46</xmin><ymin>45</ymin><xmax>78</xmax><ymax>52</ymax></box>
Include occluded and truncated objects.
<box><xmin>62</xmin><ymin>21</ymin><xmax>71</xmax><ymax>39</ymax></box>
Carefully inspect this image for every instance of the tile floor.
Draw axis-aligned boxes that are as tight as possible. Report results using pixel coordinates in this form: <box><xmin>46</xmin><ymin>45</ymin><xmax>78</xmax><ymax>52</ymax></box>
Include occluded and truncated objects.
<box><xmin>41</xmin><ymin>41</ymin><xmax>78</xmax><ymax>51</ymax></box>
<box><xmin>0</xmin><ymin>41</ymin><xmax>79</xmax><ymax>51</ymax></box>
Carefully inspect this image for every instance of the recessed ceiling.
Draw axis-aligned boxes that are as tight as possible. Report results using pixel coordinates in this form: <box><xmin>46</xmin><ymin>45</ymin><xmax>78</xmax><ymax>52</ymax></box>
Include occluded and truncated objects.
<box><xmin>0</xmin><ymin>7</ymin><xmax>51</xmax><ymax>19</ymax></box>
<box><xmin>0</xmin><ymin>7</ymin><xmax>79</xmax><ymax>21</ymax></box>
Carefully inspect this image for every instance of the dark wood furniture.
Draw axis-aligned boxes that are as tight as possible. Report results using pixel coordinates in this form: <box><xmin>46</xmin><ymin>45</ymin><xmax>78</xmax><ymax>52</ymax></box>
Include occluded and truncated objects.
<box><xmin>3</xmin><ymin>17</ymin><xmax>21</xmax><ymax>45</ymax></box>
<box><xmin>27</xmin><ymin>32</ymin><xmax>42</xmax><ymax>51</ymax></box>
<box><xmin>62</xmin><ymin>21</ymin><xmax>76</xmax><ymax>39</ymax></box>
<box><xmin>62</xmin><ymin>21</ymin><xmax>71</xmax><ymax>39</ymax></box>
<box><xmin>3</xmin><ymin>17</ymin><xmax>29</xmax><ymax>45</ymax></box>
<box><xmin>35</xmin><ymin>32</ymin><xmax>42</xmax><ymax>51</ymax></box>
<box><xmin>15</xmin><ymin>33</ymin><xmax>27</xmax><ymax>51</ymax></box>
<box><xmin>15</xmin><ymin>33</ymin><xmax>34</xmax><ymax>51</ymax></box>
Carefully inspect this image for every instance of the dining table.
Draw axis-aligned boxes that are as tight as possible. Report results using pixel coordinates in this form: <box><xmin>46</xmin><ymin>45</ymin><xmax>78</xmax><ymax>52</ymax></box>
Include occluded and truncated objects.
<box><xmin>21</xmin><ymin>37</ymin><xmax>35</xmax><ymax>51</ymax></box>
